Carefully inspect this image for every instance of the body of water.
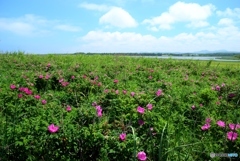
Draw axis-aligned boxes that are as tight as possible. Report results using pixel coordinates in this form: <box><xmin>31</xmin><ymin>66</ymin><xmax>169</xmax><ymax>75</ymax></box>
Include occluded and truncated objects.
<box><xmin>131</xmin><ymin>56</ymin><xmax>240</xmax><ymax>61</ymax></box>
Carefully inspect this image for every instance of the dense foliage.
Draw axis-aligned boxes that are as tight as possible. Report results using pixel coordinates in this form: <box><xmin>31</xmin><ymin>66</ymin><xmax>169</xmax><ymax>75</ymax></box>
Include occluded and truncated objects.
<box><xmin>0</xmin><ymin>52</ymin><xmax>240</xmax><ymax>161</ymax></box>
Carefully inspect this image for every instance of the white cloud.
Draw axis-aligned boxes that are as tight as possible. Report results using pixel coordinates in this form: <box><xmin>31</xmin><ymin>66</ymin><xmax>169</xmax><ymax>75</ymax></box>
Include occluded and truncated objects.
<box><xmin>78</xmin><ymin>28</ymin><xmax>240</xmax><ymax>52</ymax></box>
<box><xmin>0</xmin><ymin>14</ymin><xmax>48</xmax><ymax>36</ymax></box>
<box><xmin>78</xmin><ymin>2</ymin><xmax>111</xmax><ymax>12</ymax></box>
<box><xmin>187</xmin><ymin>21</ymin><xmax>209</xmax><ymax>28</ymax></box>
<box><xmin>99</xmin><ymin>7</ymin><xmax>138</xmax><ymax>28</ymax></box>
<box><xmin>218</xmin><ymin>18</ymin><xmax>234</xmax><ymax>26</ymax></box>
<box><xmin>54</xmin><ymin>25</ymin><xmax>80</xmax><ymax>32</ymax></box>
<box><xmin>0</xmin><ymin>14</ymin><xmax>81</xmax><ymax>36</ymax></box>
<box><xmin>216</xmin><ymin>8</ymin><xmax>240</xmax><ymax>18</ymax></box>
<box><xmin>142</xmin><ymin>1</ymin><xmax>215</xmax><ymax>30</ymax></box>
<box><xmin>0</xmin><ymin>19</ymin><xmax>35</xmax><ymax>36</ymax></box>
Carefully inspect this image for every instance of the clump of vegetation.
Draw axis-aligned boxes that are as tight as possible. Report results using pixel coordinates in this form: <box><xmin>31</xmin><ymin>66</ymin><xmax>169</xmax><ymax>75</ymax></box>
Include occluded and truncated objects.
<box><xmin>0</xmin><ymin>52</ymin><xmax>239</xmax><ymax>161</ymax></box>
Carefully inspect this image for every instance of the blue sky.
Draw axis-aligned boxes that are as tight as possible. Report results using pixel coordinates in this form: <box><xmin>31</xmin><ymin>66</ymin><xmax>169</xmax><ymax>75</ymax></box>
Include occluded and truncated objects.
<box><xmin>0</xmin><ymin>0</ymin><xmax>240</xmax><ymax>53</ymax></box>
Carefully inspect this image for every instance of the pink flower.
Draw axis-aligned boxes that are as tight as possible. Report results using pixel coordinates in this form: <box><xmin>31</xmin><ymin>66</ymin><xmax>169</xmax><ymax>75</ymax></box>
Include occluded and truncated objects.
<box><xmin>201</xmin><ymin>124</ymin><xmax>210</xmax><ymax>130</ymax></box>
<box><xmin>148</xmin><ymin>76</ymin><xmax>152</xmax><ymax>79</ymax></box>
<box><xmin>137</xmin><ymin>151</ymin><xmax>147</xmax><ymax>161</ymax></box>
<box><xmin>66</xmin><ymin>105</ymin><xmax>71</xmax><ymax>112</ymax></box>
<box><xmin>138</xmin><ymin>119</ymin><xmax>145</xmax><ymax>126</ymax></box>
<box><xmin>59</xmin><ymin>78</ymin><xmax>64</xmax><ymax>83</ymax></box>
<box><xmin>47</xmin><ymin>63</ymin><xmax>51</xmax><ymax>67</ymax></box>
<box><xmin>18</xmin><ymin>93</ymin><xmax>23</xmax><ymax>98</ymax></box>
<box><xmin>215</xmin><ymin>85</ymin><xmax>221</xmax><ymax>91</ymax></box>
<box><xmin>39</xmin><ymin>75</ymin><xmax>43</xmax><ymax>79</ymax></box>
<box><xmin>61</xmin><ymin>82</ymin><xmax>69</xmax><ymax>87</ymax></box>
<box><xmin>156</xmin><ymin>89</ymin><xmax>162</xmax><ymax>96</ymax></box>
<box><xmin>119</xmin><ymin>133</ymin><xmax>126</xmax><ymax>141</ymax></box>
<box><xmin>71</xmin><ymin>75</ymin><xmax>75</xmax><ymax>79</ymax></box>
<box><xmin>123</xmin><ymin>90</ymin><xmax>127</xmax><ymax>95</ymax></box>
<box><xmin>191</xmin><ymin>105</ymin><xmax>195</xmax><ymax>110</ymax></box>
<box><xmin>229</xmin><ymin>123</ymin><xmax>237</xmax><ymax>130</ymax></box>
<box><xmin>97</xmin><ymin>111</ymin><xmax>102</xmax><ymax>117</ymax></box>
<box><xmin>221</xmin><ymin>83</ymin><xmax>225</xmax><ymax>87</ymax></box>
<box><xmin>104</xmin><ymin>89</ymin><xmax>109</xmax><ymax>93</ymax></box>
<box><xmin>227</xmin><ymin>131</ymin><xmax>238</xmax><ymax>141</ymax></box>
<box><xmin>205</xmin><ymin>118</ymin><xmax>211</xmax><ymax>124</ymax></box>
<box><xmin>10</xmin><ymin>84</ymin><xmax>16</xmax><ymax>90</ymax></box>
<box><xmin>115</xmin><ymin>90</ymin><xmax>119</xmax><ymax>94</ymax></box>
<box><xmin>130</xmin><ymin>92</ymin><xmax>135</xmax><ymax>97</ymax></box>
<box><xmin>95</xmin><ymin>105</ymin><xmax>102</xmax><ymax>117</ymax></box>
<box><xmin>92</xmin><ymin>102</ymin><xmax>97</xmax><ymax>107</ymax></box>
<box><xmin>217</xmin><ymin>120</ymin><xmax>225</xmax><ymax>127</ymax></box>
<box><xmin>114</xmin><ymin>79</ymin><xmax>119</xmax><ymax>83</ymax></box>
<box><xmin>146</xmin><ymin>104</ymin><xmax>153</xmax><ymax>110</ymax></box>
<box><xmin>34</xmin><ymin>95</ymin><xmax>41</xmax><ymax>100</ymax></box>
<box><xmin>19</xmin><ymin>87</ymin><xmax>24</xmax><ymax>92</ymax></box>
<box><xmin>150</xmin><ymin>127</ymin><xmax>154</xmax><ymax>131</ymax></box>
<box><xmin>200</xmin><ymin>104</ymin><xmax>203</xmax><ymax>107</ymax></box>
<box><xmin>24</xmin><ymin>88</ymin><xmax>32</xmax><ymax>95</ymax></box>
<box><xmin>48</xmin><ymin>124</ymin><xmax>59</xmax><ymax>133</ymax></box>
<box><xmin>41</xmin><ymin>100</ymin><xmax>47</xmax><ymax>105</ymax></box>
<box><xmin>98</xmin><ymin>82</ymin><xmax>102</xmax><ymax>86</ymax></box>
<box><xmin>137</xmin><ymin>106</ymin><xmax>145</xmax><ymax>114</ymax></box>
<box><xmin>45</xmin><ymin>74</ymin><xmax>50</xmax><ymax>80</ymax></box>
<box><xmin>236</xmin><ymin>124</ymin><xmax>240</xmax><ymax>129</ymax></box>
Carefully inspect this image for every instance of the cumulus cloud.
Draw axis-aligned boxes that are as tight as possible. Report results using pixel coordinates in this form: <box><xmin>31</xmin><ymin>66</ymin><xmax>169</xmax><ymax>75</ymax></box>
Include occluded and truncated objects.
<box><xmin>78</xmin><ymin>28</ymin><xmax>240</xmax><ymax>52</ymax></box>
<box><xmin>99</xmin><ymin>7</ymin><xmax>138</xmax><ymax>28</ymax></box>
<box><xmin>142</xmin><ymin>1</ymin><xmax>215</xmax><ymax>30</ymax></box>
<box><xmin>216</xmin><ymin>8</ymin><xmax>240</xmax><ymax>18</ymax></box>
<box><xmin>218</xmin><ymin>18</ymin><xmax>234</xmax><ymax>26</ymax></box>
<box><xmin>78</xmin><ymin>2</ymin><xmax>111</xmax><ymax>12</ymax></box>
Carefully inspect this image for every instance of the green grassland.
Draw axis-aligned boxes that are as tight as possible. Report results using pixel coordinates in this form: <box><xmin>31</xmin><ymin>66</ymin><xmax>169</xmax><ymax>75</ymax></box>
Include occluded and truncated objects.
<box><xmin>0</xmin><ymin>52</ymin><xmax>240</xmax><ymax>161</ymax></box>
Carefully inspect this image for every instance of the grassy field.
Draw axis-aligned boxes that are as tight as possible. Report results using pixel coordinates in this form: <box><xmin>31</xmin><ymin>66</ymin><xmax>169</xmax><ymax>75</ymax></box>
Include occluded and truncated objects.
<box><xmin>0</xmin><ymin>52</ymin><xmax>240</xmax><ymax>161</ymax></box>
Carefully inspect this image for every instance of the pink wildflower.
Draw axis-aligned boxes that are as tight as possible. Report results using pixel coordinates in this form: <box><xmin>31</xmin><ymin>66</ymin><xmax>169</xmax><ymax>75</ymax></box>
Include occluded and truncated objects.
<box><xmin>215</xmin><ymin>85</ymin><xmax>221</xmax><ymax>91</ymax></box>
<box><xmin>71</xmin><ymin>75</ymin><xmax>75</xmax><ymax>79</ymax></box>
<box><xmin>201</xmin><ymin>124</ymin><xmax>210</xmax><ymax>130</ymax></box>
<box><xmin>66</xmin><ymin>105</ymin><xmax>71</xmax><ymax>112</ymax></box>
<box><xmin>123</xmin><ymin>90</ymin><xmax>127</xmax><ymax>95</ymax></box>
<box><xmin>10</xmin><ymin>84</ymin><xmax>16</xmax><ymax>90</ymax></box>
<box><xmin>146</xmin><ymin>104</ymin><xmax>153</xmax><ymax>110</ymax></box>
<box><xmin>229</xmin><ymin>123</ymin><xmax>237</xmax><ymax>130</ymax></box>
<box><xmin>137</xmin><ymin>151</ymin><xmax>147</xmax><ymax>161</ymax></box>
<box><xmin>39</xmin><ymin>75</ymin><xmax>43</xmax><ymax>79</ymax></box>
<box><xmin>98</xmin><ymin>82</ymin><xmax>102</xmax><ymax>86</ymax></box>
<box><xmin>217</xmin><ymin>120</ymin><xmax>225</xmax><ymax>127</ymax></box>
<box><xmin>156</xmin><ymin>89</ymin><xmax>162</xmax><ymax>96</ymax></box>
<box><xmin>205</xmin><ymin>118</ymin><xmax>211</xmax><ymax>124</ymax></box>
<box><xmin>48</xmin><ymin>124</ymin><xmax>59</xmax><ymax>133</ymax></box>
<box><xmin>130</xmin><ymin>92</ymin><xmax>135</xmax><ymax>97</ymax></box>
<box><xmin>115</xmin><ymin>90</ymin><xmax>119</xmax><ymax>94</ymax></box>
<box><xmin>114</xmin><ymin>79</ymin><xmax>119</xmax><ymax>84</ymax></box>
<box><xmin>18</xmin><ymin>93</ymin><xmax>23</xmax><ymax>98</ymax></box>
<box><xmin>227</xmin><ymin>131</ymin><xmax>238</xmax><ymax>141</ymax></box>
<box><xmin>92</xmin><ymin>102</ymin><xmax>97</xmax><ymax>107</ymax></box>
<box><xmin>34</xmin><ymin>95</ymin><xmax>41</xmax><ymax>100</ymax></box>
<box><xmin>41</xmin><ymin>100</ymin><xmax>47</xmax><ymax>105</ymax></box>
<box><xmin>191</xmin><ymin>105</ymin><xmax>195</xmax><ymax>110</ymax></box>
<box><xmin>137</xmin><ymin>106</ymin><xmax>145</xmax><ymax>114</ymax></box>
<box><xmin>45</xmin><ymin>74</ymin><xmax>50</xmax><ymax>80</ymax></box>
<box><xmin>119</xmin><ymin>133</ymin><xmax>126</xmax><ymax>141</ymax></box>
